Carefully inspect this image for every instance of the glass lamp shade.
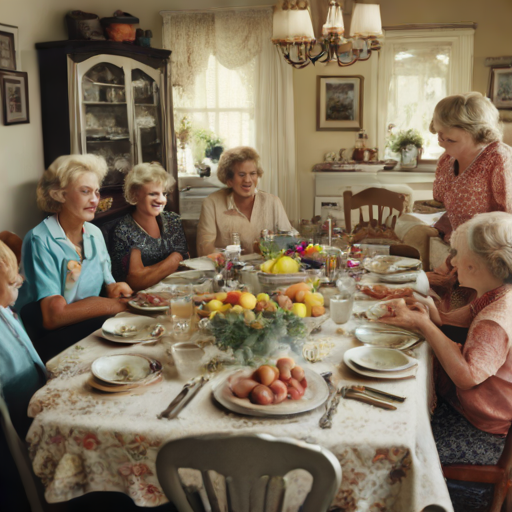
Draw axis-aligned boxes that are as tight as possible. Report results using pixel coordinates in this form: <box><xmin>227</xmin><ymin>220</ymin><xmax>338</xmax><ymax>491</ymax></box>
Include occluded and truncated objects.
<box><xmin>322</xmin><ymin>1</ymin><xmax>345</xmax><ymax>38</ymax></box>
<box><xmin>272</xmin><ymin>7</ymin><xmax>315</xmax><ymax>43</ymax></box>
<box><xmin>349</xmin><ymin>3</ymin><xmax>382</xmax><ymax>38</ymax></box>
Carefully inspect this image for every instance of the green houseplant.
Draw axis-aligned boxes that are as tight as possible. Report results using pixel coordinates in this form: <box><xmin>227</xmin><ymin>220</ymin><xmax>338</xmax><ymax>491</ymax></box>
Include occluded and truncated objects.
<box><xmin>193</xmin><ymin>128</ymin><xmax>224</xmax><ymax>163</ymax></box>
<box><xmin>387</xmin><ymin>128</ymin><xmax>424</xmax><ymax>169</ymax></box>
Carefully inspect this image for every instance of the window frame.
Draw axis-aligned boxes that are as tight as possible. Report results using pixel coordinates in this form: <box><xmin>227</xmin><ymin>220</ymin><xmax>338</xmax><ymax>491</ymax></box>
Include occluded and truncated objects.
<box><xmin>377</xmin><ymin>27</ymin><xmax>475</xmax><ymax>163</ymax></box>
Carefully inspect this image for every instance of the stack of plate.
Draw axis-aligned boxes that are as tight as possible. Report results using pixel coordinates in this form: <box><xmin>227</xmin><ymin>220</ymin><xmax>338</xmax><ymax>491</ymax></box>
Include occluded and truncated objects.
<box><xmin>343</xmin><ymin>346</ymin><xmax>418</xmax><ymax>379</ymax></box>
<box><xmin>88</xmin><ymin>354</ymin><xmax>163</xmax><ymax>393</ymax></box>
<box><xmin>354</xmin><ymin>323</ymin><xmax>423</xmax><ymax>350</ymax></box>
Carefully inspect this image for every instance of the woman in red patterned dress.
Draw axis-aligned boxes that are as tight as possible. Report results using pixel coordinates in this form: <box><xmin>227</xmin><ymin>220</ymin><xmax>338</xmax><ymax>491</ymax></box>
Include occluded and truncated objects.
<box><xmin>428</xmin><ymin>92</ymin><xmax>512</xmax><ymax>314</ymax></box>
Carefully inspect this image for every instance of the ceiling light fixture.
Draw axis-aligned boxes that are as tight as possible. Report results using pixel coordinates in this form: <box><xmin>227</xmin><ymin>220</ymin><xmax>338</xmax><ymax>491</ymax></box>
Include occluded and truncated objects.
<box><xmin>272</xmin><ymin>0</ymin><xmax>383</xmax><ymax>69</ymax></box>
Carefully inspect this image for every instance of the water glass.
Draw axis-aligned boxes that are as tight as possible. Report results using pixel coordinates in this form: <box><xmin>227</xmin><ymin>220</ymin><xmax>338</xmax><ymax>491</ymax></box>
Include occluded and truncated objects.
<box><xmin>168</xmin><ymin>284</ymin><xmax>193</xmax><ymax>341</ymax></box>
<box><xmin>172</xmin><ymin>342</ymin><xmax>205</xmax><ymax>378</ymax></box>
<box><xmin>330</xmin><ymin>293</ymin><xmax>354</xmax><ymax>324</ymax></box>
<box><xmin>324</xmin><ymin>247</ymin><xmax>343</xmax><ymax>282</ymax></box>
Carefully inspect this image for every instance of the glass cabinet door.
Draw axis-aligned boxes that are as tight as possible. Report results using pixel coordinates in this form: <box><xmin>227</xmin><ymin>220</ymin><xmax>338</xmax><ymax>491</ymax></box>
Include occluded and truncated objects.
<box><xmin>132</xmin><ymin>68</ymin><xmax>163</xmax><ymax>165</ymax></box>
<box><xmin>81</xmin><ymin>62</ymin><xmax>133</xmax><ymax>186</ymax></box>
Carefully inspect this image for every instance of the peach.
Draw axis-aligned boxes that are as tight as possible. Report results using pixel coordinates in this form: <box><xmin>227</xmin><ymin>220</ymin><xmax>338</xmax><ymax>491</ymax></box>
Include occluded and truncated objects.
<box><xmin>270</xmin><ymin>380</ymin><xmax>288</xmax><ymax>404</ymax></box>
<box><xmin>311</xmin><ymin>305</ymin><xmax>326</xmax><ymax>317</ymax></box>
<box><xmin>250</xmin><ymin>385</ymin><xmax>274</xmax><ymax>405</ymax></box>
<box><xmin>276</xmin><ymin>294</ymin><xmax>293</xmax><ymax>311</ymax></box>
<box><xmin>277</xmin><ymin>357</ymin><xmax>295</xmax><ymax>381</ymax></box>
<box><xmin>254</xmin><ymin>365</ymin><xmax>278</xmax><ymax>387</ymax></box>
<box><xmin>287</xmin><ymin>378</ymin><xmax>305</xmax><ymax>398</ymax></box>
<box><xmin>291</xmin><ymin>365</ymin><xmax>305</xmax><ymax>381</ymax></box>
<box><xmin>231</xmin><ymin>378</ymin><xmax>259</xmax><ymax>399</ymax></box>
<box><xmin>295</xmin><ymin>290</ymin><xmax>308</xmax><ymax>303</ymax></box>
<box><xmin>284</xmin><ymin>282</ymin><xmax>311</xmax><ymax>301</ymax></box>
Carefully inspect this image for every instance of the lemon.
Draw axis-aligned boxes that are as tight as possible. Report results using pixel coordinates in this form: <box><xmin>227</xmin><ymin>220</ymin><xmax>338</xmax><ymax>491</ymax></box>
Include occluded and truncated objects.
<box><xmin>260</xmin><ymin>259</ymin><xmax>276</xmax><ymax>273</ymax></box>
<box><xmin>291</xmin><ymin>303</ymin><xmax>307</xmax><ymax>318</ymax></box>
<box><xmin>239</xmin><ymin>292</ymin><xmax>257</xmax><ymax>310</ymax></box>
<box><xmin>206</xmin><ymin>299</ymin><xmax>224</xmax><ymax>312</ymax></box>
<box><xmin>272</xmin><ymin>256</ymin><xmax>300</xmax><ymax>274</ymax></box>
<box><xmin>257</xmin><ymin>293</ymin><xmax>270</xmax><ymax>302</ymax></box>
<box><xmin>231</xmin><ymin>305</ymin><xmax>244</xmax><ymax>315</ymax></box>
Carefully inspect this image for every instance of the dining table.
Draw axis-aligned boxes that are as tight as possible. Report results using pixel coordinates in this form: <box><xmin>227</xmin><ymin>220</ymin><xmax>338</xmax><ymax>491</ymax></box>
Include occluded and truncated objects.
<box><xmin>25</xmin><ymin>283</ymin><xmax>454</xmax><ymax>512</ymax></box>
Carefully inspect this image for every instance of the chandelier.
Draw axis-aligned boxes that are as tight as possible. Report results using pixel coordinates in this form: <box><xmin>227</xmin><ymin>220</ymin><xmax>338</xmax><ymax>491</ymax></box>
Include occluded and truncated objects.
<box><xmin>272</xmin><ymin>0</ymin><xmax>383</xmax><ymax>69</ymax></box>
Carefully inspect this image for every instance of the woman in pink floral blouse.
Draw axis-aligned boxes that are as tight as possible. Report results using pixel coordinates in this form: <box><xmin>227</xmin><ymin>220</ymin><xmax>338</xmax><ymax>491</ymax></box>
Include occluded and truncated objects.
<box><xmin>380</xmin><ymin>212</ymin><xmax>512</xmax><ymax>467</ymax></box>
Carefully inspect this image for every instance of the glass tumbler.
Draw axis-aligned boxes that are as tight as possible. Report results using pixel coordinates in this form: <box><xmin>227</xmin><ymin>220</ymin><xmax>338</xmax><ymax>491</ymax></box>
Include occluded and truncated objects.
<box><xmin>168</xmin><ymin>284</ymin><xmax>193</xmax><ymax>341</ymax></box>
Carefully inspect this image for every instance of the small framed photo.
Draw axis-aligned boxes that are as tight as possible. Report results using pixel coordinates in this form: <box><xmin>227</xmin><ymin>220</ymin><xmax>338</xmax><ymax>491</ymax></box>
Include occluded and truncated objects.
<box><xmin>0</xmin><ymin>70</ymin><xmax>29</xmax><ymax>125</ymax></box>
<box><xmin>317</xmin><ymin>75</ymin><xmax>364</xmax><ymax>131</ymax></box>
<box><xmin>0</xmin><ymin>24</ymin><xmax>19</xmax><ymax>71</ymax></box>
<box><xmin>489</xmin><ymin>66</ymin><xmax>512</xmax><ymax>110</ymax></box>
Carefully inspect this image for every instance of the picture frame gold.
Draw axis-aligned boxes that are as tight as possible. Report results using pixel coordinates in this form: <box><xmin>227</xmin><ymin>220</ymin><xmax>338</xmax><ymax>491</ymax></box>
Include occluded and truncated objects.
<box><xmin>316</xmin><ymin>75</ymin><xmax>364</xmax><ymax>131</ymax></box>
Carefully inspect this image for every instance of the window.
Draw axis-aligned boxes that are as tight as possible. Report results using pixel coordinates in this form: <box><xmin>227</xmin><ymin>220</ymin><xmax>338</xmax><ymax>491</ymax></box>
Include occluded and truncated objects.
<box><xmin>174</xmin><ymin>55</ymin><xmax>256</xmax><ymax>173</ymax></box>
<box><xmin>377</xmin><ymin>28</ymin><xmax>475</xmax><ymax>160</ymax></box>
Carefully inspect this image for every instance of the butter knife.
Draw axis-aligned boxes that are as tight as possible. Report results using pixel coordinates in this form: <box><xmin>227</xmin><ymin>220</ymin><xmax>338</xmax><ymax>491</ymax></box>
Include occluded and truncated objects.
<box><xmin>350</xmin><ymin>385</ymin><xmax>406</xmax><ymax>402</ymax></box>
<box><xmin>341</xmin><ymin>387</ymin><xmax>397</xmax><ymax>410</ymax></box>
<box><xmin>157</xmin><ymin>376</ymin><xmax>209</xmax><ymax>420</ymax></box>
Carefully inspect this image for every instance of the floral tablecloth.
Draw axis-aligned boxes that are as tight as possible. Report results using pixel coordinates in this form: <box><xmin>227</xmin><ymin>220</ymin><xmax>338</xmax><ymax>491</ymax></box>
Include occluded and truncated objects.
<box><xmin>26</xmin><ymin>313</ymin><xmax>453</xmax><ymax>512</ymax></box>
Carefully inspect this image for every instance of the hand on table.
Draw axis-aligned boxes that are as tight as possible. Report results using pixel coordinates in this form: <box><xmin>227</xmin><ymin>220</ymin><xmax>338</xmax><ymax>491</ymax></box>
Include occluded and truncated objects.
<box><xmin>377</xmin><ymin>298</ymin><xmax>430</xmax><ymax>333</ymax></box>
<box><xmin>106</xmin><ymin>282</ymin><xmax>133</xmax><ymax>299</ymax></box>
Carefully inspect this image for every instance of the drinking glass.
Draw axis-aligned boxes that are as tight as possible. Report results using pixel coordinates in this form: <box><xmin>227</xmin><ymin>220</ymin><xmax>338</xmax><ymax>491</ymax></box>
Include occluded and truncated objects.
<box><xmin>324</xmin><ymin>247</ymin><xmax>343</xmax><ymax>282</ymax></box>
<box><xmin>168</xmin><ymin>284</ymin><xmax>193</xmax><ymax>341</ymax></box>
<box><xmin>330</xmin><ymin>293</ymin><xmax>354</xmax><ymax>324</ymax></box>
<box><xmin>172</xmin><ymin>342</ymin><xmax>205</xmax><ymax>378</ymax></box>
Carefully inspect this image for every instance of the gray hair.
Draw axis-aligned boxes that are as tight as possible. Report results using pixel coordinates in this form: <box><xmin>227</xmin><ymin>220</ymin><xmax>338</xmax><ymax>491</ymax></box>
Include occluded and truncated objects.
<box><xmin>429</xmin><ymin>92</ymin><xmax>502</xmax><ymax>144</ymax></box>
<box><xmin>37</xmin><ymin>154</ymin><xmax>108</xmax><ymax>213</ymax></box>
<box><xmin>452</xmin><ymin>212</ymin><xmax>512</xmax><ymax>283</ymax></box>
<box><xmin>216</xmin><ymin>146</ymin><xmax>264</xmax><ymax>185</ymax></box>
<box><xmin>123</xmin><ymin>162</ymin><xmax>175</xmax><ymax>205</ymax></box>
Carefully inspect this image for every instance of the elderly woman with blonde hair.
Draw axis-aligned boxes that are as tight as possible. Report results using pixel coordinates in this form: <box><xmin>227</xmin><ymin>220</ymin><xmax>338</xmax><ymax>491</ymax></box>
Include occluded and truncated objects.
<box><xmin>197</xmin><ymin>146</ymin><xmax>295</xmax><ymax>256</ymax></box>
<box><xmin>109</xmin><ymin>162</ymin><xmax>188</xmax><ymax>291</ymax></box>
<box><xmin>381</xmin><ymin>212</ymin><xmax>512</xmax><ymax>469</ymax></box>
<box><xmin>16</xmin><ymin>154</ymin><xmax>133</xmax><ymax>361</ymax></box>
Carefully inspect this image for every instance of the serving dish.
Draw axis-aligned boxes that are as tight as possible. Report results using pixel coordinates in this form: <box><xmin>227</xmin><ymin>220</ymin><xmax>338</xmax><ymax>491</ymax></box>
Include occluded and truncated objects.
<box><xmin>101</xmin><ymin>316</ymin><xmax>166</xmax><ymax>344</ymax></box>
<box><xmin>212</xmin><ymin>368</ymin><xmax>329</xmax><ymax>417</ymax></box>
<box><xmin>348</xmin><ymin>346</ymin><xmax>416</xmax><ymax>372</ymax></box>
<box><xmin>91</xmin><ymin>354</ymin><xmax>157</xmax><ymax>385</ymax></box>
<box><xmin>363</xmin><ymin>255</ymin><xmax>421</xmax><ymax>275</ymax></box>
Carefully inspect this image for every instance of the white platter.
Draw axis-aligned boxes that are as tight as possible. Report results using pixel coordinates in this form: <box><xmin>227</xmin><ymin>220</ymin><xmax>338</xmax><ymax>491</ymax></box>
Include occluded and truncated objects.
<box><xmin>363</xmin><ymin>255</ymin><xmax>421</xmax><ymax>275</ymax></box>
<box><xmin>212</xmin><ymin>368</ymin><xmax>329</xmax><ymax>417</ymax></box>
<box><xmin>100</xmin><ymin>316</ymin><xmax>166</xmax><ymax>344</ymax></box>
<box><xmin>343</xmin><ymin>348</ymin><xmax>417</xmax><ymax>380</ymax></box>
<box><xmin>91</xmin><ymin>354</ymin><xmax>153</xmax><ymax>385</ymax></box>
<box><xmin>128</xmin><ymin>300</ymin><xmax>169</xmax><ymax>312</ymax></box>
<box><xmin>354</xmin><ymin>323</ymin><xmax>423</xmax><ymax>350</ymax></box>
<box><xmin>376</xmin><ymin>271</ymin><xmax>422</xmax><ymax>284</ymax></box>
<box><xmin>348</xmin><ymin>346</ymin><xmax>415</xmax><ymax>372</ymax></box>
<box><xmin>180</xmin><ymin>257</ymin><xmax>216</xmax><ymax>272</ymax></box>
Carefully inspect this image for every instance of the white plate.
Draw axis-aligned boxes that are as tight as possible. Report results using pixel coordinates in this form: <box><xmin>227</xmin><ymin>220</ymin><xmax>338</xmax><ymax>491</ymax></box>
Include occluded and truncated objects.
<box><xmin>180</xmin><ymin>257</ymin><xmax>216</xmax><ymax>272</ymax></box>
<box><xmin>354</xmin><ymin>323</ymin><xmax>423</xmax><ymax>350</ymax></box>
<box><xmin>376</xmin><ymin>271</ymin><xmax>421</xmax><ymax>284</ymax></box>
<box><xmin>343</xmin><ymin>348</ymin><xmax>417</xmax><ymax>380</ymax></box>
<box><xmin>162</xmin><ymin>270</ymin><xmax>214</xmax><ymax>283</ymax></box>
<box><xmin>101</xmin><ymin>316</ymin><xmax>166</xmax><ymax>344</ymax></box>
<box><xmin>128</xmin><ymin>300</ymin><xmax>169</xmax><ymax>312</ymax></box>
<box><xmin>91</xmin><ymin>354</ymin><xmax>153</xmax><ymax>385</ymax></box>
<box><xmin>363</xmin><ymin>255</ymin><xmax>421</xmax><ymax>275</ymax></box>
<box><xmin>212</xmin><ymin>368</ymin><xmax>329</xmax><ymax>417</ymax></box>
<box><xmin>348</xmin><ymin>346</ymin><xmax>415</xmax><ymax>372</ymax></box>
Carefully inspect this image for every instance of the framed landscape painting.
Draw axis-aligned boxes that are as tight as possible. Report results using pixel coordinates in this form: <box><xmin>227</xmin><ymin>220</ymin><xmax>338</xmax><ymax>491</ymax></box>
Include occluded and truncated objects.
<box><xmin>317</xmin><ymin>75</ymin><xmax>364</xmax><ymax>131</ymax></box>
<box><xmin>489</xmin><ymin>66</ymin><xmax>512</xmax><ymax>110</ymax></box>
<box><xmin>1</xmin><ymin>70</ymin><xmax>29</xmax><ymax>125</ymax></box>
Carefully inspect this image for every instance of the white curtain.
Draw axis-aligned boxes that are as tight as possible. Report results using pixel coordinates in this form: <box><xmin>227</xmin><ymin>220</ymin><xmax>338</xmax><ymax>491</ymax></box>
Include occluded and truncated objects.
<box><xmin>161</xmin><ymin>8</ymin><xmax>299</xmax><ymax>222</ymax></box>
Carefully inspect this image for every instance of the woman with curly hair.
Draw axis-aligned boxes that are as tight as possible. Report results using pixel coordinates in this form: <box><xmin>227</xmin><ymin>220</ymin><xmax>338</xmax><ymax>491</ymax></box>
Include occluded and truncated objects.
<box><xmin>196</xmin><ymin>146</ymin><xmax>295</xmax><ymax>256</ymax></box>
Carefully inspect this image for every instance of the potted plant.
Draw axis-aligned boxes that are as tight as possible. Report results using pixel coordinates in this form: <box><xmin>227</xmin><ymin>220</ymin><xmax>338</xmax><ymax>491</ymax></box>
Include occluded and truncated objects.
<box><xmin>387</xmin><ymin>128</ymin><xmax>424</xmax><ymax>169</ymax></box>
<box><xmin>193</xmin><ymin>128</ymin><xmax>224</xmax><ymax>163</ymax></box>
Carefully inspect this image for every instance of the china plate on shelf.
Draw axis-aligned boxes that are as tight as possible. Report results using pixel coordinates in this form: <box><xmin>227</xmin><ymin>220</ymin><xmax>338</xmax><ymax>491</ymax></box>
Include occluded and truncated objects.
<box><xmin>100</xmin><ymin>316</ymin><xmax>166</xmax><ymax>344</ymax></box>
<box><xmin>363</xmin><ymin>255</ymin><xmax>421</xmax><ymax>275</ymax></box>
<box><xmin>212</xmin><ymin>368</ymin><xmax>329</xmax><ymax>417</ymax></box>
<box><xmin>128</xmin><ymin>301</ymin><xmax>169</xmax><ymax>312</ymax></box>
<box><xmin>348</xmin><ymin>346</ymin><xmax>416</xmax><ymax>372</ymax></box>
<box><xmin>91</xmin><ymin>354</ymin><xmax>161</xmax><ymax>385</ymax></box>
<box><xmin>354</xmin><ymin>323</ymin><xmax>423</xmax><ymax>350</ymax></box>
<box><xmin>343</xmin><ymin>348</ymin><xmax>417</xmax><ymax>380</ymax></box>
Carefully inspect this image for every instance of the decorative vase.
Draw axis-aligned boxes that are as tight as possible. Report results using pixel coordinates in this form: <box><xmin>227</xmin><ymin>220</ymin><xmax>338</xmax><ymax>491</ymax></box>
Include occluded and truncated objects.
<box><xmin>399</xmin><ymin>145</ymin><xmax>422</xmax><ymax>169</ymax></box>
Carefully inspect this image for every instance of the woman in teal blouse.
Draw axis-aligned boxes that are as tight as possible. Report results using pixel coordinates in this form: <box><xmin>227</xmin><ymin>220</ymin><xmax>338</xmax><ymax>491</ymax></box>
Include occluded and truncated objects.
<box><xmin>16</xmin><ymin>155</ymin><xmax>133</xmax><ymax>361</ymax></box>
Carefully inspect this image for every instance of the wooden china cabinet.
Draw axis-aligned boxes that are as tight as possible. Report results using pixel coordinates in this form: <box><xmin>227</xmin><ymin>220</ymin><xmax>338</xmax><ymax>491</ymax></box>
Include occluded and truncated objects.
<box><xmin>35</xmin><ymin>40</ymin><xmax>179</xmax><ymax>227</ymax></box>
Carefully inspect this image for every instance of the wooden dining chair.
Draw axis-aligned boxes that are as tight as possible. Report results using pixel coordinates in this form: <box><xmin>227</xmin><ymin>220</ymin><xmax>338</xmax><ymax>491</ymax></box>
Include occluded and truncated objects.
<box><xmin>156</xmin><ymin>433</ymin><xmax>342</xmax><ymax>512</ymax></box>
<box><xmin>0</xmin><ymin>392</ymin><xmax>44</xmax><ymax>512</ymax></box>
<box><xmin>442</xmin><ymin>425</ymin><xmax>512</xmax><ymax>512</ymax></box>
<box><xmin>0</xmin><ymin>231</ymin><xmax>22</xmax><ymax>264</ymax></box>
<box><xmin>343</xmin><ymin>187</ymin><xmax>407</xmax><ymax>232</ymax></box>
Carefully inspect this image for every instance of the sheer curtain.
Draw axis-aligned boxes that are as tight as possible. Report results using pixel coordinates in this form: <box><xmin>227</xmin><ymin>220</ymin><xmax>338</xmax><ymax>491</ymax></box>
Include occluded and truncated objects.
<box><xmin>161</xmin><ymin>8</ymin><xmax>299</xmax><ymax>222</ymax></box>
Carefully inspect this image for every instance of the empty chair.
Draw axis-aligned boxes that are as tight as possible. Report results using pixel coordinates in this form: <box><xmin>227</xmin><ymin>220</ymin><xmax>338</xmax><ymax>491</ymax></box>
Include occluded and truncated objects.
<box><xmin>343</xmin><ymin>187</ymin><xmax>407</xmax><ymax>232</ymax></box>
<box><xmin>156</xmin><ymin>433</ymin><xmax>342</xmax><ymax>512</ymax></box>
<box><xmin>442</xmin><ymin>424</ymin><xmax>512</xmax><ymax>512</ymax></box>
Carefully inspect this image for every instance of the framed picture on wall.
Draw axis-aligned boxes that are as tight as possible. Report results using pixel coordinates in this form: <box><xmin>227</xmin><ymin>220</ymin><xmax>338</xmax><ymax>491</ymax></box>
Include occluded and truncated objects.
<box><xmin>0</xmin><ymin>24</ymin><xmax>19</xmax><ymax>71</ymax></box>
<box><xmin>0</xmin><ymin>70</ymin><xmax>29</xmax><ymax>125</ymax></box>
<box><xmin>317</xmin><ymin>75</ymin><xmax>364</xmax><ymax>131</ymax></box>
<box><xmin>489</xmin><ymin>66</ymin><xmax>512</xmax><ymax>110</ymax></box>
